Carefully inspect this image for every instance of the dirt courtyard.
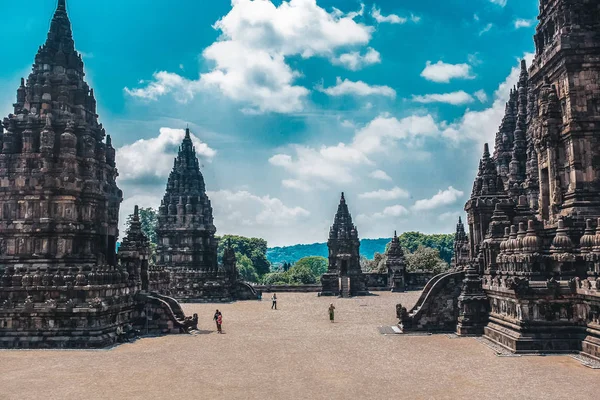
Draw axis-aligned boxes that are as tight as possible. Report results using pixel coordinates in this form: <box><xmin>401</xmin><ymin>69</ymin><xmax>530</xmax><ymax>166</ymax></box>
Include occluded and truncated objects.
<box><xmin>0</xmin><ymin>292</ymin><xmax>596</xmax><ymax>400</ymax></box>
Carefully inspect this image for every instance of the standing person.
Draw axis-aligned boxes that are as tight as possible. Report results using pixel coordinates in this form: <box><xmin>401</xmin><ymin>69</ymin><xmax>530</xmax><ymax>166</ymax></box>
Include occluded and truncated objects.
<box><xmin>271</xmin><ymin>293</ymin><xmax>277</xmax><ymax>310</ymax></box>
<box><xmin>217</xmin><ymin>313</ymin><xmax>223</xmax><ymax>334</ymax></box>
<box><xmin>328</xmin><ymin>303</ymin><xmax>335</xmax><ymax>323</ymax></box>
<box><xmin>213</xmin><ymin>309</ymin><xmax>222</xmax><ymax>333</ymax></box>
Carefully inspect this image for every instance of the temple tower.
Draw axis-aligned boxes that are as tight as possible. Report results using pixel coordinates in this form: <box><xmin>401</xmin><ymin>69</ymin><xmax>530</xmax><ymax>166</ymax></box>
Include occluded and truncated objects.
<box><xmin>320</xmin><ymin>193</ymin><xmax>368</xmax><ymax>297</ymax></box>
<box><xmin>156</xmin><ymin>128</ymin><xmax>218</xmax><ymax>273</ymax></box>
<box><xmin>0</xmin><ymin>1</ymin><xmax>183</xmax><ymax>348</ymax></box>
<box><xmin>529</xmin><ymin>0</ymin><xmax>600</xmax><ymax>220</ymax></box>
<box><xmin>385</xmin><ymin>231</ymin><xmax>406</xmax><ymax>292</ymax></box>
<box><xmin>0</xmin><ymin>0</ymin><xmax>122</xmax><ymax>269</ymax></box>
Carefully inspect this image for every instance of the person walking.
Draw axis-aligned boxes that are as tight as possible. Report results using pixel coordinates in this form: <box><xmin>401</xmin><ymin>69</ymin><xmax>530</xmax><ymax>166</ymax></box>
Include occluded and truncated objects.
<box><xmin>271</xmin><ymin>293</ymin><xmax>277</xmax><ymax>310</ymax></box>
<box><xmin>328</xmin><ymin>303</ymin><xmax>335</xmax><ymax>323</ymax></box>
<box><xmin>213</xmin><ymin>309</ymin><xmax>222</xmax><ymax>333</ymax></box>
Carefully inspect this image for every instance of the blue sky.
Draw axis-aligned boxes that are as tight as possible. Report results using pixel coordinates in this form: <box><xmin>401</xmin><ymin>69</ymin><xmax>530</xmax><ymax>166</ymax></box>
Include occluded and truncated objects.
<box><xmin>0</xmin><ymin>0</ymin><xmax>540</xmax><ymax>246</ymax></box>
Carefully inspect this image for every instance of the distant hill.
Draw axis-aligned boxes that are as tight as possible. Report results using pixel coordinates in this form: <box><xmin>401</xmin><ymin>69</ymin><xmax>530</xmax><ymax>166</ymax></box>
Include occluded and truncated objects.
<box><xmin>267</xmin><ymin>232</ymin><xmax>454</xmax><ymax>266</ymax></box>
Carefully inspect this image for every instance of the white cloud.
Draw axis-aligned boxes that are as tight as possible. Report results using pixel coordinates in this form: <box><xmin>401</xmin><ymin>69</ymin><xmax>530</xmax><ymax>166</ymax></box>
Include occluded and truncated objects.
<box><xmin>380</xmin><ymin>205</ymin><xmax>410</xmax><ymax>217</ymax></box>
<box><xmin>412</xmin><ymin>91</ymin><xmax>474</xmax><ymax>105</ymax></box>
<box><xmin>351</xmin><ymin>114</ymin><xmax>440</xmax><ymax>154</ymax></box>
<box><xmin>371</xmin><ymin>6</ymin><xmax>407</xmax><ymax>24</ymax></box>
<box><xmin>490</xmin><ymin>0</ymin><xmax>507</xmax><ymax>6</ymax></box>
<box><xmin>369</xmin><ymin>170</ymin><xmax>392</xmax><ymax>181</ymax></box>
<box><xmin>410</xmin><ymin>14</ymin><xmax>421</xmax><ymax>23</ymax></box>
<box><xmin>116</xmin><ymin>128</ymin><xmax>216</xmax><ymax>182</ymax></box>
<box><xmin>412</xmin><ymin>186</ymin><xmax>464</xmax><ymax>211</ymax></box>
<box><xmin>479</xmin><ymin>23</ymin><xmax>493</xmax><ymax>35</ymax></box>
<box><xmin>126</xmin><ymin>0</ymin><xmax>375</xmax><ymax>113</ymax></box>
<box><xmin>358</xmin><ymin>204</ymin><xmax>410</xmax><ymax>221</ymax></box>
<box><xmin>269</xmin><ymin>143</ymin><xmax>373</xmax><ymax>186</ymax></box>
<box><xmin>358</xmin><ymin>187</ymin><xmax>410</xmax><ymax>200</ymax></box>
<box><xmin>420</xmin><ymin>61</ymin><xmax>474</xmax><ymax>83</ymax></box>
<box><xmin>208</xmin><ymin>190</ymin><xmax>309</xmax><ymax>226</ymax></box>
<box><xmin>318</xmin><ymin>77</ymin><xmax>396</xmax><ymax>98</ymax></box>
<box><xmin>332</xmin><ymin>47</ymin><xmax>381</xmax><ymax>70</ymax></box>
<box><xmin>474</xmin><ymin>89</ymin><xmax>488</xmax><ymax>103</ymax></box>
<box><xmin>515</xmin><ymin>19</ymin><xmax>535</xmax><ymax>29</ymax></box>
<box><xmin>124</xmin><ymin>72</ymin><xmax>203</xmax><ymax>103</ymax></box>
<box><xmin>270</xmin><ymin>114</ymin><xmax>439</xmax><ymax>190</ymax></box>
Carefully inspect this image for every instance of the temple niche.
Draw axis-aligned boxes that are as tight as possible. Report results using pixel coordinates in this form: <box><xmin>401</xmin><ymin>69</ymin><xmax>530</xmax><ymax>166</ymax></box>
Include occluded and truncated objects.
<box><xmin>399</xmin><ymin>0</ymin><xmax>600</xmax><ymax>361</ymax></box>
<box><xmin>320</xmin><ymin>193</ymin><xmax>368</xmax><ymax>297</ymax></box>
<box><xmin>156</xmin><ymin>128</ymin><xmax>258</xmax><ymax>302</ymax></box>
<box><xmin>0</xmin><ymin>1</ymin><xmax>187</xmax><ymax>348</ymax></box>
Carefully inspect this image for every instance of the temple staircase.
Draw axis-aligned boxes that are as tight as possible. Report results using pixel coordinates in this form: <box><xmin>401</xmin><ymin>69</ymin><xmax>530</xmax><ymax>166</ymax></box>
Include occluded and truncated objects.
<box><xmin>339</xmin><ymin>276</ymin><xmax>350</xmax><ymax>297</ymax></box>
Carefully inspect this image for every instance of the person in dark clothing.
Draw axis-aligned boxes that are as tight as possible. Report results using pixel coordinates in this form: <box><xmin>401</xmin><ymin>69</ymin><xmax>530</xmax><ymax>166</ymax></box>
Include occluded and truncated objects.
<box><xmin>271</xmin><ymin>293</ymin><xmax>277</xmax><ymax>310</ymax></box>
<box><xmin>213</xmin><ymin>310</ymin><xmax>222</xmax><ymax>333</ymax></box>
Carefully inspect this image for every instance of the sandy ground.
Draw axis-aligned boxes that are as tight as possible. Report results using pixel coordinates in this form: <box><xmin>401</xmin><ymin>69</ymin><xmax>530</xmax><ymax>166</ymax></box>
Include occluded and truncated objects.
<box><xmin>0</xmin><ymin>292</ymin><xmax>596</xmax><ymax>400</ymax></box>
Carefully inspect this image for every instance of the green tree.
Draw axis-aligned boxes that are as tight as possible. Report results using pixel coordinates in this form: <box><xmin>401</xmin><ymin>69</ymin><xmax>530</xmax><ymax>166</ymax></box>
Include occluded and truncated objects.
<box><xmin>236</xmin><ymin>252</ymin><xmax>259</xmax><ymax>283</ymax></box>
<box><xmin>217</xmin><ymin>235</ymin><xmax>272</xmax><ymax>276</ymax></box>
<box><xmin>261</xmin><ymin>272</ymin><xmax>291</xmax><ymax>285</ymax></box>
<box><xmin>286</xmin><ymin>265</ymin><xmax>317</xmax><ymax>285</ymax></box>
<box><xmin>293</xmin><ymin>256</ymin><xmax>327</xmax><ymax>277</ymax></box>
<box><xmin>404</xmin><ymin>245</ymin><xmax>449</xmax><ymax>274</ymax></box>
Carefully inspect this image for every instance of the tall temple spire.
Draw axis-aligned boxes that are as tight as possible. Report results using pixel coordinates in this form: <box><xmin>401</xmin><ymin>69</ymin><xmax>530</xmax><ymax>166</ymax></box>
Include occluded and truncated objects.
<box><xmin>330</xmin><ymin>192</ymin><xmax>357</xmax><ymax>240</ymax></box>
<box><xmin>508</xmin><ymin>59</ymin><xmax>529</xmax><ymax>193</ymax></box>
<box><xmin>471</xmin><ymin>143</ymin><xmax>503</xmax><ymax>197</ymax></box>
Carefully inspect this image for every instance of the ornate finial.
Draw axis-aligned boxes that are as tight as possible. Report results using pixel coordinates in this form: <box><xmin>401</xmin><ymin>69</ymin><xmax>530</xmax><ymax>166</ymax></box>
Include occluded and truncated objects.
<box><xmin>185</xmin><ymin>126</ymin><xmax>191</xmax><ymax>139</ymax></box>
<box><xmin>20</xmin><ymin>78</ymin><xmax>25</xmax><ymax>87</ymax></box>
<box><xmin>57</xmin><ymin>0</ymin><xmax>66</xmax><ymax>11</ymax></box>
<box><xmin>394</xmin><ymin>230</ymin><xmax>397</xmax><ymax>238</ymax></box>
<box><xmin>341</xmin><ymin>192</ymin><xmax>345</xmax><ymax>202</ymax></box>
<box><xmin>483</xmin><ymin>143</ymin><xmax>490</xmax><ymax>157</ymax></box>
<box><xmin>106</xmin><ymin>135</ymin><xmax>112</xmax><ymax>147</ymax></box>
<box><xmin>134</xmin><ymin>205</ymin><xmax>139</xmax><ymax>219</ymax></box>
<box><xmin>458</xmin><ymin>216</ymin><xmax>462</xmax><ymax>223</ymax></box>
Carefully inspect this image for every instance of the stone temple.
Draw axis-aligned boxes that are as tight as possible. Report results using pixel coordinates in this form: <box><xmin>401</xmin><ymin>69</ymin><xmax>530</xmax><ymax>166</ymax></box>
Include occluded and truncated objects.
<box><xmin>156</xmin><ymin>128</ymin><xmax>258</xmax><ymax>302</ymax></box>
<box><xmin>399</xmin><ymin>0</ymin><xmax>600</xmax><ymax>361</ymax></box>
<box><xmin>320</xmin><ymin>193</ymin><xmax>368</xmax><ymax>297</ymax></box>
<box><xmin>0</xmin><ymin>0</ymin><xmax>188</xmax><ymax>348</ymax></box>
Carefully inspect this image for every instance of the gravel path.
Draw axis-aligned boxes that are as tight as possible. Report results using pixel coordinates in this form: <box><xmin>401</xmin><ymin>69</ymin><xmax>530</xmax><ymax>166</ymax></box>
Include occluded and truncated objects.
<box><xmin>0</xmin><ymin>292</ymin><xmax>595</xmax><ymax>400</ymax></box>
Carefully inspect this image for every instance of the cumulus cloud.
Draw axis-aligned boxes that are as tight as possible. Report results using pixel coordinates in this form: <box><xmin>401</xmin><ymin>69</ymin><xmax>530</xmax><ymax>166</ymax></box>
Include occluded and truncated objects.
<box><xmin>358</xmin><ymin>187</ymin><xmax>410</xmax><ymax>200</ymax></box>
<box><xmin>116</xmin><ymin>127</ymin><xmax>216</xmax><ymax>183</ymax></box>
<box><xmin>331</xmin><ymin>47</ymin><xmax>381</xmax><ymax>70</ymax></box>
<box><xmin>489</xmin><ymin>0</ymin><xmax>507</xmax><ymax>6</ymax></box>
<box><xmin>208</xmin><ymin>190</ymin><xmax>309</xmax><ymax>226</ymax></box>
<box><xmin>412</xmin><ymin>186</ymin><xmax>464</xmax><ymax>211</ymax></box>
<box><xmin>412</xmin><ymin>91</ymin><xmax>474</xmax><ymax>105</ymax></box>
<box><xmin>515</xmin><ymin>19</ymin><xmax>535</xmax><ymax>29</ymax></box>
<box><xmin>358</xmin><ymin>205</ymin><xmax>410</xmax><ymax>221</ymax></box>
<box><xmin>474</xmin><ymin>89</ymin><xmax>488</xmax><ymax>103</ymax></box>
<box><xmin>351</xmin><ymin>114</ymin><xmax>440</xmax><ymax>154</ymax></box>
<box><xmin>126</xmin><ymin>0</ymin><xmax>376</xmax><ymax>113</ymax></box>
<box><xmin>269</xmin><ymin>143</ymin><xmax>374</xmax><ymax>186</ymax></box>
<box><xmin>371</xmin><ymin>6</ymin><xmax>406</xmax><ymax>24</ymax></box>
<box><xmin>369</xmin><ymin>170</ymin><xmax>392</xmax><ymax>181</ymax></box>
<box><xmin>271</xmin><ymin>114</ymin><xmax>439</xmax><ymax>190</ymax></box>
<box><xmin>318</xmin><ymin>77</ymin><xmax>396</xmax><ymax>98</ymax></box>
<box><xmin>420</xmin><ymin>61</ymin><xmax>474</xmax><ymax>83</ymax></box>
